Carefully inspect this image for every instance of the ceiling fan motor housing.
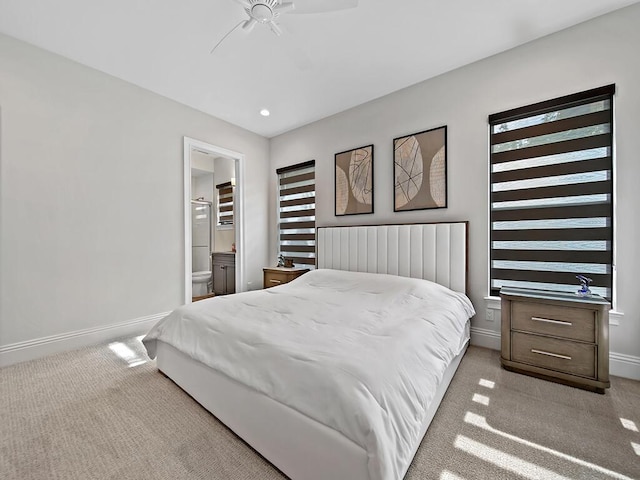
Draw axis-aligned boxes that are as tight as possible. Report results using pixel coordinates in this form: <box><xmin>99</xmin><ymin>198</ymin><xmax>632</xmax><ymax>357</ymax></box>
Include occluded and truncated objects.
<box><xmin>213</xmin><ymin>0</ymin><xmax>353</xmax><ymax>54</ymax></box>
<box><xmin>248</xmin><ymin>0</ymin><xmax>280</xmax><ymax>23</ymax></box>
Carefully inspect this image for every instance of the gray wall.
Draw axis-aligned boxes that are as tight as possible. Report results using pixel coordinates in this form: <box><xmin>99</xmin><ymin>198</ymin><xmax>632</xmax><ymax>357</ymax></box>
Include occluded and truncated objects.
<box><xmin>0</xmin><ymin>33</ymin><xmax>269</xmax><ymax>347</ymax></box>
<box><xmin>269</xmin><ymin>4</ymin><xmax>640</xmax><ymax>359</ymax></box>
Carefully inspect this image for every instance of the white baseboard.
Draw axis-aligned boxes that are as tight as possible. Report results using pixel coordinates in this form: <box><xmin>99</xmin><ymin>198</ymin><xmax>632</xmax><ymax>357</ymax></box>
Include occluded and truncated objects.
<box><xmin>470</xmin><ymin>326</ymin><xmax>640</xmax><ymax>381</ymax></box>
<box><xmin>0</xmin><ymin>312</ymin><xmax>170</xmax><ymax>367</ymax></box>
<box><xmin>470</xmin><ymin>326</ymin><xmax>501</xmax><ymax>350</ymax></box>
<box><xmin>610</xmin><ymin>352</ymin><xmax>640</xmax><ymax>381</ymax></box>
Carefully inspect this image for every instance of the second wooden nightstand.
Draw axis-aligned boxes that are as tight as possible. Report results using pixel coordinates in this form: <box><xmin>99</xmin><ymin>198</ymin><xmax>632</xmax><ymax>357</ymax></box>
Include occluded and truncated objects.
<box><xmin>500</xmin><ymin>287</ymin><xmax>610</xmax><ymax>393</ymax></box>
<box><xmin>263</xmin><ymin>267</ymin><xmax>309</xmax><ymax>289</ymax></box>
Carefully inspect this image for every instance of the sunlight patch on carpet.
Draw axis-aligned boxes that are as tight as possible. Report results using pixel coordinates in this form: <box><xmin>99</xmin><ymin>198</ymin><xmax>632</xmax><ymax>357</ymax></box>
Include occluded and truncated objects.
<box><xmin>439</xmin><ymin>470</ymin><xmax>467</xmax><ymax>480</ymax></box>
<box><xmin>454</xmin><ymin>435</ymin><xmax>571</xmax><ymax>480</ymax></box>
<box><xmin>463</xmin><ymin>411</ymin><xmax>635</xmax><ymax>480</ymax></box>
<box><xmin>472</xmin><ymin>393</ymin><xmax>490</xmax><ymax>406</ymax></box>
<box><xmin>108</xmin><ymin>341</ymin><xmax>147</xmax><ymax>367</ymax></box>
<box><xmin>620</xmin><ymin>418</ymin><xmax>638</xmax><ymax>432</ymax></box>
<box><xmin>479</xmin><ymin>379</ymin><xmax>495</xmax><ymax>389</ymax></box>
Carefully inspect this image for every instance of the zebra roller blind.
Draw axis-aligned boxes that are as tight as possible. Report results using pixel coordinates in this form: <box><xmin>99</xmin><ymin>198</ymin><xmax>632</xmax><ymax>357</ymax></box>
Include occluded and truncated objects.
<box><xmin>277</xmin><ymin>160</ymin><xmax>316</xmax><ymax>266</ymax></box>
<box><xmin>217</xmin><ymin>181</ymin><xmax>234</xmax><ymax>226</ymax></box>
<box><xmin>489</xmin><ymin>85</ymin><xmax>614</xmax><ymax>299</ymax></box>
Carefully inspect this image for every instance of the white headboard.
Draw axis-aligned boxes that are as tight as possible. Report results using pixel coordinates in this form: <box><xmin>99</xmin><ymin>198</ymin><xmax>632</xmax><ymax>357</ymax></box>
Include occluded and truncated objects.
<box><xmin>317</xmin><ymin>222</ymin><xmax>468</xmax><ymax>293</ymax></box>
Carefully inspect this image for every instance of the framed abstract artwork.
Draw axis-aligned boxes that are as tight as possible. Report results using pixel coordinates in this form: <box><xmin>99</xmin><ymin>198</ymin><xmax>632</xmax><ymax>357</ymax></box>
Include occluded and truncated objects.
<box><xmin>335</xmin><ymin>144</ymin><xmax>374</xmax><ymax>216</ymax></box>
<box><xmin>393</xmin><ymin>126</ymin><xmax>447</xmax><ymax>212</ymax></box>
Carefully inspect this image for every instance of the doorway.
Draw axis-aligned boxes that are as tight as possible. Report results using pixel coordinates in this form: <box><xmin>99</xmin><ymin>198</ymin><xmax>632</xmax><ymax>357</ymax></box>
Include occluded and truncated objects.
<box><xmin>183</xmin><ymin>137</ymin><xmax>245</xmax><ymax>304</ymax></box>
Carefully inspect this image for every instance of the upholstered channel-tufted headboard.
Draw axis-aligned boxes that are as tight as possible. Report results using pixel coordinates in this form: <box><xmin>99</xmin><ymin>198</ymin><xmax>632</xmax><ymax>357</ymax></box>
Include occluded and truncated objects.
<box><xmin>316</xmin><ymin>222</ymin><xmax>468</xmax><ymax>294</ymax></box>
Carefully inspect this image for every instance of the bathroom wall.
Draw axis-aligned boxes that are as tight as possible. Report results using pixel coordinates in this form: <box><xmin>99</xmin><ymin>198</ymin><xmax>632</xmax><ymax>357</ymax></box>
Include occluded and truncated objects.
<box><xmin>192</xmin><ymin>173</ymin><xmax>214</xmax><ymax>272</ymax></box>
<box><xmin>191</xmin><ymin>150</ymin><xmax>216</xmax><ymax>266</ymax></box>
<box><xmin>191</xmin><ymin>151</ymin><xmax>215</xmax><ymax>174</ymax></box>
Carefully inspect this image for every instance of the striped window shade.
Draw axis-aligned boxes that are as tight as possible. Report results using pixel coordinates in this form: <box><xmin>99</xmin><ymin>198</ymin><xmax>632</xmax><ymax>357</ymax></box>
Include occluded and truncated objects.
<box><xmin>277</xmin><ymin>160</ymin><xmax>316</xmax><ymax>267</ymax></box>
<box><xmin>217</xmin><ymin>181</ymin><xmax>234</xmax><ymax>226</ymax></box>
<box><xmin>489</xmin><ymin>85</ymin><xmax>614</xmax><ymax>300</ymax></box>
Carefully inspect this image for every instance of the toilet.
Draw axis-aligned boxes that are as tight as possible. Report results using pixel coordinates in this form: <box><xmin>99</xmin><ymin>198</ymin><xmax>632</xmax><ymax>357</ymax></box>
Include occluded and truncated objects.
<box><xmin>192</xmin><ymin>271</ymin><xmax>212</xmax><ymax>297</ymax></box>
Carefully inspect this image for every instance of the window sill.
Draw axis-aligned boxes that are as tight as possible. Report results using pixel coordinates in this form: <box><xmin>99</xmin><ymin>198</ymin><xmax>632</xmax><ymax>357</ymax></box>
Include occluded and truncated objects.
<box><xmin>484</xmin><ymin>296</ymin><xmax>623</xmax><ymax>326</ymax></box>
<box><xmin>484</xmin><ymin>296</ymin><xmax>501</xmax><ymax>310</ymax></box>
<box><xmin>216</xmin><ymin>225</ymin><xmax>234</xmax><ymax>231</ymax></box>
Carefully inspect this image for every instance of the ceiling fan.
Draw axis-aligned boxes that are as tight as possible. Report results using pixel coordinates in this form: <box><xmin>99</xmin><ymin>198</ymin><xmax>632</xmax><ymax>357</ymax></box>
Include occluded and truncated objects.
<box><xmin>211</xmin><ymin>0</ymin><xmax>358</xmax><ymax>53</ymax></box>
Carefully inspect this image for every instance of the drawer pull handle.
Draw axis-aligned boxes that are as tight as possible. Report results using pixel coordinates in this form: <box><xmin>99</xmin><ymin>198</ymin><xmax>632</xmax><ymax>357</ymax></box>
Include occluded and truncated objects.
<box><xmin>531</xmin><ymin>349</ymin><xmax>572</xmax><ymax>361</ymax></box>
<box><xmin>269</xmin><ymin>279</ymin><xmax>282</xmax><ymax>284</ymax></box>
<box><xmin>531</xmin><ymin>316</ymin><xmax>572</xmax><ymax>327</ymax></box>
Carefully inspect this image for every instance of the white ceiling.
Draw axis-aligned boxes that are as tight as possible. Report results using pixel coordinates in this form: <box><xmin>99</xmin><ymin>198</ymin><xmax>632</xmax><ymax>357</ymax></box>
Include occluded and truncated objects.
<box><xmin>1</xmin><ymin>0</ymin><xmax>638</xmax><ymax>138</ymax></box>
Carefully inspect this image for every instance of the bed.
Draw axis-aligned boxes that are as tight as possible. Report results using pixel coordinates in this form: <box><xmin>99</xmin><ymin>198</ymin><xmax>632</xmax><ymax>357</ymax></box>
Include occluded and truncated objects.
<box><xmin>143</xmin><ymin>222</ymin><xmax>474</xmax><ymax>480</ymax></box>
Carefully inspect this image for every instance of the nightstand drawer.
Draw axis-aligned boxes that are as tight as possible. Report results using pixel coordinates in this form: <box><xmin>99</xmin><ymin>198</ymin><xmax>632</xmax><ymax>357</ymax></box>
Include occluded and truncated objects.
<box><xmin>512</xmin><ymin>332</ymin><xmax>596</xmax><ymax>379</ymax></box>
<box><xmin>264</xmin><ymin>272</ymin><xmax>289</xmax><ymax>287</ymax></box>
<box><xmin>263</xmin><ymin>267</ymin><xmax>309</xmax><ymax>289</ymax></box>
<box><xmin>512</xmin><ymin>301</ymin><xmax>595</xmax><ymax>343</ymax></box>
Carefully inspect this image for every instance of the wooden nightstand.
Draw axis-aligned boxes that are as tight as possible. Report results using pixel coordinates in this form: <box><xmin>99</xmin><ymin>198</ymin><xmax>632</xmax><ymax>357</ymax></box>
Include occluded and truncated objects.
<box><xmin>500</xmin><ymin>287</ymin><xmax>610</xmax><ymax>393</ymax></box>
<box><xmin>263</xmin><ymin>267</ymin><xmax>309</xmax><ymax>289</ymax></box>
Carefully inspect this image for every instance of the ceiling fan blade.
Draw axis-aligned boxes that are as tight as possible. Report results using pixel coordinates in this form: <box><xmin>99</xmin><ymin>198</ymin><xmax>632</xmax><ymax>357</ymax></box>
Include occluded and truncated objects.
<box><xmin>210</xmin><ymin>20</ymin><xmax>245</xmax><ymax>55</ymax></box>
<box><xmin>242</xmin><ymin>17</ymin><xmax>257</xmax><ymax>32</ymax></box>
<box><xmin>269</xmin><ymin>21</ymin><xmax>283</xmax><ymax>36</ymax></box>
<box><xmin>289</xmin><ymin>0</ymin><xmax>358</xmax><ymax>14</ymax></box>
<box><xmin>274</xmin><ymin>2</ymin><xmax>295</xmax><ymax>14</ymax></box>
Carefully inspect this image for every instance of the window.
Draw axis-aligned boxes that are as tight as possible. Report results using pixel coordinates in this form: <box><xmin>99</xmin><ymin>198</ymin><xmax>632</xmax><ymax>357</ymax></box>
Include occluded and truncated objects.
<box><xmin>217</xmin><ymin>181</ymin><xmax>234</xmax><ymax>226</ymax></box>
<box><xmin>277</xmin><ymin>160</ymin><xmax>316</xmax><ymax>267</ymax></box>
<box><xmin>489</xmin><ymin>85</ymin><xmax>614</xmax><ymax>300</ymax></box>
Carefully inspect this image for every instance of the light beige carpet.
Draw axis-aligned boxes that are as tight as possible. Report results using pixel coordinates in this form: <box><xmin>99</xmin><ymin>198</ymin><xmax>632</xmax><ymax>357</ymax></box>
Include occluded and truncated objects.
<box><xmin>1</xmin><ymin>339</ymin><xmax>639</xmax><ymax>480</ymax></box>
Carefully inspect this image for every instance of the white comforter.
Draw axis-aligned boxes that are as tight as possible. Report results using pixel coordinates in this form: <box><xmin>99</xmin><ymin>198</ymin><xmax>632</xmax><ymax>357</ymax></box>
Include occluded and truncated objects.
<box><xmin>143</xmin><ymin>269</ymin><xmax>475</xmax><ymax>480</ymax></box>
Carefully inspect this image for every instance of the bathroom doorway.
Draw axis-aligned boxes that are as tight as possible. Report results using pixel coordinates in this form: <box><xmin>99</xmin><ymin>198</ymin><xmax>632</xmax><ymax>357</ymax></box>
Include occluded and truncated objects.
<box><xmin>183</xmin><ymin>137</ymin><xmax>244</xmax><ymax>304</ymax></box>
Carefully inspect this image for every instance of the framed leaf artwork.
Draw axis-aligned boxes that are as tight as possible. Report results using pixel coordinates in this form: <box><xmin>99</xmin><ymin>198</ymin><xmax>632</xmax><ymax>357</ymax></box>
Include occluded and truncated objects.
<box><xmin>394</xmin><ymin>126</ymin><xmax>447</xmax><ymax>211</ymax></box>
<box><xmin>335</xmin><ymin>144</ymin><xmax>374</xmax><ymax>216</ymax></box>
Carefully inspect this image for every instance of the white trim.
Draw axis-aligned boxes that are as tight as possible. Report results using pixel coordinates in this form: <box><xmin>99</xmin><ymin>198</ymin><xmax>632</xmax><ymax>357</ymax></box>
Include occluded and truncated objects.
<box><xmin>235</xmin><ymin>148</ymin><xmax>246</xmax><ymax>293</ymax></box>
<box><xmin>610</xmin><ymin>352</ymin><xmax>640</xmax><ymax>381</ymax></box>
<box><xmin>611</xmin><ymin>91</ymin><xmax>618</xmax><ymax>312</ymax></box>
<box><xmin>485</xmin><ymin>296</ymin><xmax>623</xmax><ymax>326</ymax></box>
<box><xmin>183</xmin><ymin>137</ymin><xmax>245</xmax><ymax>303</ymax></box>
<box><xmin>0</xmin><ymin>312</ymin><xmax>169</xmax><ymax>367</ymax></box>
<box><xmin>484</xmin><ymin>295</ymin><xmax>501</xmax><ymax>310</ymax></box>
<box><xmin>184</xmin><ymin>138</ymin><xmax>193</xmax><ymax>303</ymax></box>
<box><xmin>469</xmin><ymin>326</ymin><xmax>640</xmax><ymax>380</ymax></box>
<box><xmin>470</xmin><ymin>326</ymin><xmax>501</xmax><ymax>350</ymax></box>
<box><xmin>609</xmin><ymin>310</ymin><xmax>623</xmax><ymax>326</ymax></box>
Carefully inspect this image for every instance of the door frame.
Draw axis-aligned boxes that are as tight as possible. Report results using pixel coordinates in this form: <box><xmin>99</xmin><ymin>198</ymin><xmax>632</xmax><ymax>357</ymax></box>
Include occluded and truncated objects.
<box><xmin>183</xmin><ymin>137</ymin><xmax>245</xmax><ymax>304</ymax></box>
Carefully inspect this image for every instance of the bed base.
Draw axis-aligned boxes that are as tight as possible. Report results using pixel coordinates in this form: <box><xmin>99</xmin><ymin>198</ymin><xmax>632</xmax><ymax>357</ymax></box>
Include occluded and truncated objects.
<box><xmin>155</xmin><ymin>338</ymin><xmax>468</xmax><ymax>480</ymax></box>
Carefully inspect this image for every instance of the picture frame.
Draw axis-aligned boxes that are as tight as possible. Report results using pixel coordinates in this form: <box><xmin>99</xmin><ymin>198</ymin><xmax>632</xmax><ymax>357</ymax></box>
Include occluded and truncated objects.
<box><xmin>335</xmin><ymin>144</ymin><xmax>374</xmax><ymax>216</ymax></box>
<box><xmin>393</xmin><ymin>126</ymin><xmax>447</xmax><ymax>212</ymax></box>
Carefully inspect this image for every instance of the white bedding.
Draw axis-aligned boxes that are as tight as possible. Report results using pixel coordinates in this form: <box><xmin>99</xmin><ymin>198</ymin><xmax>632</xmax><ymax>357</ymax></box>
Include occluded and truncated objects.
<box><xmin>143</xmin><ymin>269</ymin><xmax>475</xmax><ymax>480</ymax></box>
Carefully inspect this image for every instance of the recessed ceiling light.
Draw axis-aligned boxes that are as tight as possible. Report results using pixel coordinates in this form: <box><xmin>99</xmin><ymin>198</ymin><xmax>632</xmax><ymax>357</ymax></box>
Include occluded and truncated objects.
<box><xmin>260</xmin><ymin>109</ymin><xmax>270</xmax><ymax>117</ymax></box>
